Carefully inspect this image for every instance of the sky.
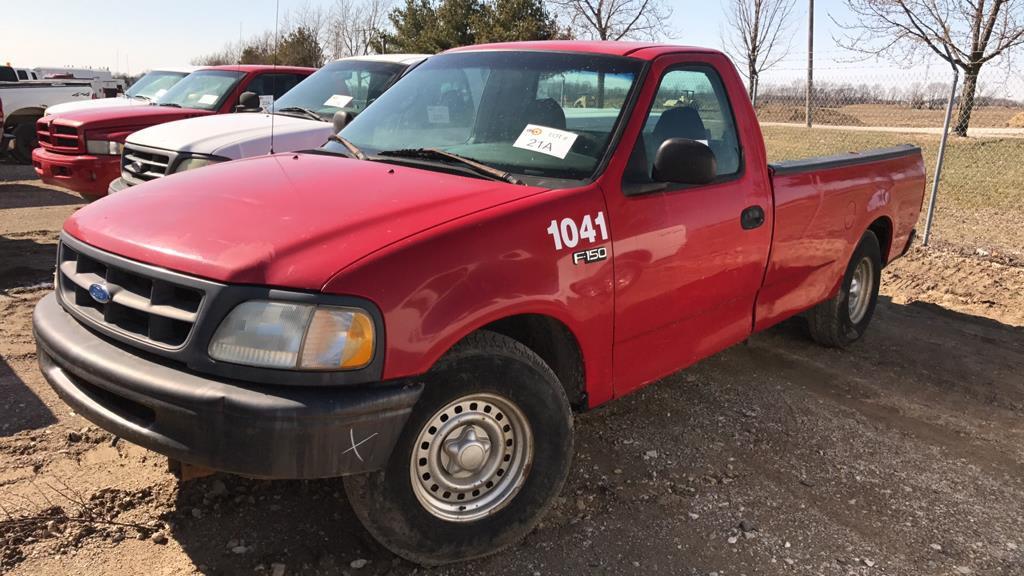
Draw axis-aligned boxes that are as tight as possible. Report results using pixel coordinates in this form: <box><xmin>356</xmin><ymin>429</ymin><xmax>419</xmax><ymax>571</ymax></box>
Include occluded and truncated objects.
<box><xmin>2</xmin><ymin>0</ymin><xmax>1011</xmax><ymax>91</ymax></box>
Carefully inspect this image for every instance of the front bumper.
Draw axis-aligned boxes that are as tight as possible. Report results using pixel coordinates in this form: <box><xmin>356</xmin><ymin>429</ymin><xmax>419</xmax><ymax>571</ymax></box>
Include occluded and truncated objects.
<box><xmin>107</xmin><ymin>176</ymin><xmax>131</xmax><ymax>194</ymax></box>
<box><xmin>34</xmin><ymin>293</ymin><xmax>422</xmax><ymax>479</ymax></box>
<box><xmin>32</xmin><ymin>147</ymin><xmax>120</xmax><ymax>198</ymax></box>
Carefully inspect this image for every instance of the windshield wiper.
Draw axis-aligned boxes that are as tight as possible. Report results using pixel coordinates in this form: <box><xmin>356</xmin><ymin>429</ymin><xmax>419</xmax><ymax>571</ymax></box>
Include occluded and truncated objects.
<box><xmin>276</xmin><ymin>106</ymin><xmax>323</xmax><ymax>122</ymax></box>
<box><xmin>159</xmin><ymin>102</ymin><xmax>181</xmax><ymax>108</ymax></box>
<box><xmin>326</xmin><ymin>134</ymin><xmax>367</xmax><ymax>160</ymax></box>
<box><xmin>131</xmin><ymin>94</ymin><xmax>151</xmax><ymax>101</ymax></box>
<box><xmin>377</xmin><ymin>148</ymin><xmax>523</xmax><ymax>185</ymax></box>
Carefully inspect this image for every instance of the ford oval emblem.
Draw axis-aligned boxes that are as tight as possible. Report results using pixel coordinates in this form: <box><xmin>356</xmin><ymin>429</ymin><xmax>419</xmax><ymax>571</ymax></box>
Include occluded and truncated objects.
<box><xmin>88</xmin><ymin>283</ymin><xmax>111</xmax><ymax>304</ymax></box>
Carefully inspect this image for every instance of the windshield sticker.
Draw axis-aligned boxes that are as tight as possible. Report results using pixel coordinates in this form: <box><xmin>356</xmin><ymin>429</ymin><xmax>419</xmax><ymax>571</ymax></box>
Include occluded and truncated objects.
<box><xmin>153</xmin><ymin>88</ymin><xmax>167</xmax><ymax>98</ymax></box>
<box><xmin>513</xmin><ymin>124</ymin><xmax>579</xmax><ymax>159</ymax></box>
<box><xmin>198</xmin><ymin>94</ymin><xmax>218</xmax><ymax>105</ymax></box>
<box><xmin>427</xmin><ymin>106</ymin><xmax>450</xmax><ymax>124</ymax></box>
<box><xmin>259</xmin><ymin>95</ymin><xmax>274</xmax><ymax>110</ymax></box>
<box><xmin>324</xmin><ymin>94</ymin><xmax>354</xmax><ymax>108</ymax></box>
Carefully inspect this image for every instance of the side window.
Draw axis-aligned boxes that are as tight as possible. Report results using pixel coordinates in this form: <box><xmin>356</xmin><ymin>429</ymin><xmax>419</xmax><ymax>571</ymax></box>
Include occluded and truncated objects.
<box><xmin>626</xmin><ymin>67</ymin><xmax>742</xmax><ymax>183</ymax></box>
<box><xmin>248</xmin><ymin>74</ymin><xmax>302</xmax><ymax>100</ymax></box>
<box><xmin>17</xmin><ymin>70</ymin><xmax>28</xmax><ymax>80</ymax></box>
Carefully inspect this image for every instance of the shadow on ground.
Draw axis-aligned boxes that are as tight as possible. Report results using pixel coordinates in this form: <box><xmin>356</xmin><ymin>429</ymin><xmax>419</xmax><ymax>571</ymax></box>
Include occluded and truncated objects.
<box><xmin>157</xmin><ymin>297</ymin><xmax>1024</xmax><ymax>575</ymax></box>
<box><xmin>0</xmin><ymin>181</ymin><xmax>85</xmax><ymax>210</ymax></box>
<box><xmin>0</xmin><ymin>234</ymin><xmax>59</xmax><ymax>292</ymax></box>
<box><xmin>0</xmin><ymin>356</ymin><xmax>56</xmax><ymax>437</ymax></box>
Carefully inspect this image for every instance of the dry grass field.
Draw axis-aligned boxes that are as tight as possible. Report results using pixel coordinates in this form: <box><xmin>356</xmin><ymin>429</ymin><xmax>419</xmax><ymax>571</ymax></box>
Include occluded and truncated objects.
<box><xmin>757</xmin><ymin>103</ymin><xmax>1024</xmax><ymax>129</ymax></box>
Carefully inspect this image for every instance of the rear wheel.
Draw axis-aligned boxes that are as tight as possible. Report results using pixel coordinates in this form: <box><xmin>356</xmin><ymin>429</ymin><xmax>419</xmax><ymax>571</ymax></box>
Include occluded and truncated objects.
<box><xmin>807</xmin><ymin>231</ymin><xmax>882</xmax><ymax>348</ymax></box>
<box><xmin>11</xmin><ymin>121</ymin><xmax>38</xmax><ymax>164</ymax></box>
<box><xmin>344</xmin><ymin>331</ymin><xmax>574</xmax><ymax>565</ymax></box>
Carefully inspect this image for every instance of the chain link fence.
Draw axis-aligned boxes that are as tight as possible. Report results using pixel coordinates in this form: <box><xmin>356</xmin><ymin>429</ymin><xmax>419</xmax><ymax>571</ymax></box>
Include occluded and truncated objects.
<box><xmin>754</xmin><ymin>62</ymin><xmax>1024</xmax><ymax>260</ymax></box>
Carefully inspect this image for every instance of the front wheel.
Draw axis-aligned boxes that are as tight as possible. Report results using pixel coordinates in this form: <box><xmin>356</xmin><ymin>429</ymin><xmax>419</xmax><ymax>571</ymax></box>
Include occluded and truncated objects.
<box><xmin>11</xmin><ymin>121</ymin><xmax>38</xmax><ymax>164</ymax></box>
<box><xmin>807</xmin><ymin>230</ymin><xmax>882</xmax><ymax>348</ymax></box>
<box><xmin>344</xmin><ymin>331</ymin><xmax>574</xmax><ymax>565</ymax></box>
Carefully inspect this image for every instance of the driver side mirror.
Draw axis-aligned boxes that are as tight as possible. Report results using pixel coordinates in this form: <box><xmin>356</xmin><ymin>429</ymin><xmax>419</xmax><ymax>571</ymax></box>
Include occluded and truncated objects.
<box><xmin>235</xmin><ymin>91</ymin><xmax>260</xmax><ymax>112</ymax></box>
<box><xmin>653</xmin><ymin>138</ymin><xmax>717</xmax><ymax>185</ymax></box>
<box><xmin>332</xmin><ymin>110</ymin><xmax>353</xmax><ymax>133</ymax></box>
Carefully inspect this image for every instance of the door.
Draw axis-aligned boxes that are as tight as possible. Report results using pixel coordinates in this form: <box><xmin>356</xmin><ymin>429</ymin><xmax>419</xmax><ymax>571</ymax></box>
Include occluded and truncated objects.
<box><xmin>604</xmin><ymin>55</ymin><xmax>773</xmax><ymax>395</ymax></box>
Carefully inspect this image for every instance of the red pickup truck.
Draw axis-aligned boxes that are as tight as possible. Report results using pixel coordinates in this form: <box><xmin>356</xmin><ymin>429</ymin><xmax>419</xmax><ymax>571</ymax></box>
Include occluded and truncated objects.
<box><xmin>33</xmin><ymin>41</ymin><xmax>924</xmax><ymax>564</ymax></box>
<box><xmin>31</xmin><ymin>65</ymin><xmax>314</xmax><ymax>199</ymax></box>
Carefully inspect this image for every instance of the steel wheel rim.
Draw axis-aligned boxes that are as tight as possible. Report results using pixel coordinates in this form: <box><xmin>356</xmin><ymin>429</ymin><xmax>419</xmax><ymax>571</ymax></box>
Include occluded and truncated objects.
<box><xmin>410</xmin><ymin>393</ymin><xmax>533</xmax><ymax>522</ymax></box>
<box><xmin>848</xmin><ymin>257</ymin><xmax>874</xmax><ymax>324</ymax></box>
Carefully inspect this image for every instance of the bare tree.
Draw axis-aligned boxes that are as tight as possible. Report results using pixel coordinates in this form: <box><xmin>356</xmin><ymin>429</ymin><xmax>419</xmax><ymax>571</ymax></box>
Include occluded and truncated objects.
<box><xmin>328</xmin><ymin>0</ymin><xmax>394</xmax><ymax>57</ymax></box>
<box><xmin>548</xmin><ymin>0</ymin><xmax>672</xmax><ymax>41</ymax></box>
<box><xmin>721</xmin><ymin>0</ymin><xmax>797</xmax><ymax>105</ymax></box>
<box><xmin>284</xmin><ymin>2</ymin><xmax>334</xmax><ymax>54</ymax></box>
<box><xmin>836</xmin><ymin>0</ymin><xmax>1024</xmax><ymax>136</ymax></box>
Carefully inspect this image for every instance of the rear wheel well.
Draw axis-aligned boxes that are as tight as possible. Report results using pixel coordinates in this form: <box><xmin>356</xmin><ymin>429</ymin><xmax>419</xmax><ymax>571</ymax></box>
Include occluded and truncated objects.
<box><xmin>867</xmin><ymin>217</ymin><xmax>893</xmax><ymax>266</ymax></box>
<box><xmin>4</xmin><ymin>109</ymin><xmax>44</xmax><ymax>131</ymax></box>
<box><xmin>481</xmin><ymin>314</ymin><xmax>586</xmax><ymax>411</ymax></box>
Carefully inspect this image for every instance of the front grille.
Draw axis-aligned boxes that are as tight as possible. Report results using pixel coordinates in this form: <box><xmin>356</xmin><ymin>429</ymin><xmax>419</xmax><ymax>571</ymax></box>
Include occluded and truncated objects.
<box><xmin>122</xmin><ymin>144</ymin><xmax>176</xmax><ymax>183</ymax></box>
<box><xmin>37</xmin><ymin>119</ymin><xmax>83</xmax><ymax>152</ymax></box>
<box><xmin>57</xmin><ymin>241</ymin><xmax>204</xmax><ymax>349</ymax></box>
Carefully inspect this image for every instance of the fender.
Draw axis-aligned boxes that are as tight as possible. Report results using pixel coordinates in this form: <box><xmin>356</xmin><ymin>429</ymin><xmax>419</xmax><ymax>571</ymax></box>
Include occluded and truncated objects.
<box><xmin>323</xmin><ymin>183</ymin><xmax>618</xmax><ymax>407</ymax></box>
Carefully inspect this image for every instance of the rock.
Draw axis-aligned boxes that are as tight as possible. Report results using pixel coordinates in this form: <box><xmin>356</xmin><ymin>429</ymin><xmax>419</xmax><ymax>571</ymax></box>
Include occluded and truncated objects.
<box><xmin>644</xmin><ymin>450</ymin><xmax>659</xmax><ymax>460</ymax></box>
<box><xmin>1007</xmin><ymin>542</ymin><xmax>1018</xmax><ymax>551</ymax></box>
<box><xmin>863</xmin><ymin>558</ymin><xmax>875</xmax><ymax>567</ymax></box>
<box><xmin>784</xmin><ymin>558</ymin><xmax>795</xmax><ymax>566</ymax></box>
<box><xmin>208</xmin><ymin>479</ymin><xmax>228</xmax><ymax>497</ymax></box>
<box><xmin>225</xmin><ymin>539</ymin><xmax>239</xmax><ymax>549</ymax></box>
<box><xmin>350</xmin><ymin>558</ymin><xmax>369</xmax><ymax>569</ymax></box>
<box><xmin>270</xmin><ymin>562</ymin><xmax>286</xmax><ymax>576</ymax></box>
<box><xmin>688</xmin><ymin>512</ymin><xmax>700</xmax><ymax>520</ymax></box>
<box><xmin>955</xmin><ymin>567</ymin><xmax>971</xmax><ymax>575</ymax></box>
<box><xmin>67</xmin><ymin>431</ymin><xmax>83</xmax><ymax>443</ymax></box>
<box><xmin>111</xmin><ymin>532</ymin><xmax>125</xmax><ymax>544</ymax></box>
<box><xmin>191</xmin><ymin>507</ymin><xmax>203</xmax><ymax>519</ymax></box>
<box><xmin>929</xmin><ymin>543</ymin><xmax>942</xmax><ymax>552</ymax></box>
<box><xmin>151</xmin><ymin>531</ymin><xmax>168</xmax><ymax>545</ymax></box>
<box><xmin>727</xmin><ymin>536</ymin><xmax>738</xmax><ymax>545</ymax></box>
<box><xmin>739</xmin><ymin>519</ymin><xmax>757</xmax><ymax>532</ymax></box>
<box><xmin>231</xmin><ymin>545</ymin><xmax>248</xmax><ymax>554</ymax></box>
<box><xmin>613</xmin><ymin>468</ymin><xmax>623</xmax><ymax>475</ymax></box>
<box><xmin>784</xmin><ymin>541</ymin><xmax>791</xmax><ymax>548</ymax></box>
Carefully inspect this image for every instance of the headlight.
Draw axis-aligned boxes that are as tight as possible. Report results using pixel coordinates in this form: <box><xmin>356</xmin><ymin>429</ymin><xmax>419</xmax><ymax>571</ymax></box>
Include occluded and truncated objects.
<box><xmin>173</xmin><ymin>156</ymin><xmax>221</xmax><ymax>173</ymax></box>
<box><xmin>208</xmin><ymin>301</ymin><xmax>375</xmax><ymax>370</ymax></box>
<box><xmin>85</xmin><ymin>140</ymin><xmax>124</xmax><ymax>155</ymax></box>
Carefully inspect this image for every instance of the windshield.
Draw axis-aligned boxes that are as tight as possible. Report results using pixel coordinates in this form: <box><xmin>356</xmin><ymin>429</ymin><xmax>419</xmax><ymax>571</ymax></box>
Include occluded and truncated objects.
<box><xmin>326</xmin><ymin>51</ymin><xmax>643</xmax><ymax>181</ymax></box>
<box><xmin>156</xmin><ymin>70</ymin><xmax>245</xmax><ymax>110</ymax></box>
<box><xmin>126</xmin><ymin>70</ymin><xmax>190</xmax><ymax>99</ymax></box>
<box><xmin>272</xmin><ymin>59</ymin><xmax>407</xmax><ymax>121</ymax></box>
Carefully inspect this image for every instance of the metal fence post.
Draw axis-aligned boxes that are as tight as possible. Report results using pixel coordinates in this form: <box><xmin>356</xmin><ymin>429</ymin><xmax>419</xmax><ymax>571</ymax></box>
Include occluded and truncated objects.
<box><xmin>922</xmin><ymin>66</ymin><xmax>959</xmax><ymax>246</ymax></box>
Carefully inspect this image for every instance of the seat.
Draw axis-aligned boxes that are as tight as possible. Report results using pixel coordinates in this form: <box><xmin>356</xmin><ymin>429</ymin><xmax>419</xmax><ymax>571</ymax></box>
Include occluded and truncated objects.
<box><xmin>648</xmin><ymin>107</ymin><xmax>708</xmax><ymax>159</ymax></box>
<box><xmin>522</xmin><ymin>98</ymin><xmax>566</xmax><ymax>130</ymax></box>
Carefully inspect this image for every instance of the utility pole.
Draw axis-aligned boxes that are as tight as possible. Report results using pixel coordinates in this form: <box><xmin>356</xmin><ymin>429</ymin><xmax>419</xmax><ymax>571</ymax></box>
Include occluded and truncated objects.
<box><xmin>806</xmin><ymin>0</ymin><xmax>814</xmax><ymax>127</ymax></box>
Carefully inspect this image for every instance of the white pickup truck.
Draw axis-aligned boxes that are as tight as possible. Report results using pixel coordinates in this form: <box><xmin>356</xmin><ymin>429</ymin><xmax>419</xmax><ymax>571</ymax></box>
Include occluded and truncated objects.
<box><xmin>109</xmin><ymin>55</ymin><xmax>427</xmax><ymax>193</ymax></box>
<box><xmin>45</xmin><ymin>67</ymin><xmax>195</xmax><ymax>117</ymax></box>
<box><xmin>1</xmin><ymin>66</ymin><xmax>97</xmax><ymax>162</ymax></box>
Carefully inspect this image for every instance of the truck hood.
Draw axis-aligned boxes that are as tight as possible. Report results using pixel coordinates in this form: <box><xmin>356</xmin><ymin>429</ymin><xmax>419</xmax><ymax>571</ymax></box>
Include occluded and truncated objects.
<box><xmin>51</xmin><ymin>105</ymin><xmax>212</xmax><ymax>133</ymax></box>
<box><xmin>64</xmin><ymin>153</ymin><xmax>546</xmax><ymax>290</ymax></box>
<box><xmin>126</xmin><ymin>113</ymin><xmax>331</xmax><ymax>160</ymax></box>
<box><xmin>46</xmin><ymin>97</ymin><xmax>149</xmax><ymax>117</ymax></box>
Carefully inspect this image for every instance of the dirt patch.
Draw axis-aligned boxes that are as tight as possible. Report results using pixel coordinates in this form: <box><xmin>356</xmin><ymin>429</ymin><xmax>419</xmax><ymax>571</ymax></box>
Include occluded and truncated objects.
<box><xmin>2</xmin><ymin>165</ymin><xmax>1024</xmax><ymax>575</ymax></box>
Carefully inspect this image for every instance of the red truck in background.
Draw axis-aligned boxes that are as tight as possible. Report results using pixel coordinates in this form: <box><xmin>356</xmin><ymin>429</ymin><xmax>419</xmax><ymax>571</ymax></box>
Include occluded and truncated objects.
<box><xmin>32</xmin><ymin>65</ymin><xmax>314</xmax><ymax>199</ymax></box>
<box><xmin>32</xmin><ymin>42</ymin><xmax>925</xmax><ymax>565</ymax></box>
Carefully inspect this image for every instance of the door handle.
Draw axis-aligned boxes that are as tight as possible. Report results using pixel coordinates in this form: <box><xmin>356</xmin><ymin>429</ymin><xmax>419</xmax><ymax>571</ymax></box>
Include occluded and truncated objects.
<box><xmin>741</xmin><ymin>205</ymin><xmax>765</xmax><ymax>230</ymax></box>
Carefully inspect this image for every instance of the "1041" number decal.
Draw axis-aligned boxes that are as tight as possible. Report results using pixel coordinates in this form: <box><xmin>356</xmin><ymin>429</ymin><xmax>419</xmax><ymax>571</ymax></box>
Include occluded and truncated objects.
<box><xmin>545</xmin><ymin>212</ymin><xmax>608</xmax><ymax>250</ymax></box>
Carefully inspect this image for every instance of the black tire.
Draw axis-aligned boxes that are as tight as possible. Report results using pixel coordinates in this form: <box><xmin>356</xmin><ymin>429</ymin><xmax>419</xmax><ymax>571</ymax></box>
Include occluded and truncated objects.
<box><xmin>11</xmin><ymin>121</ymin><xmax>38</xmax><ymax>164</ymax></box>
<box><xmin>344</xmin><ymin>331</ymin><xmax>574</xmax><ymax>565</ymax></box>
<box><xmin>807</xmin><ymin>231</ymin><xmax>882</xmax><ymax>348</ymax></box>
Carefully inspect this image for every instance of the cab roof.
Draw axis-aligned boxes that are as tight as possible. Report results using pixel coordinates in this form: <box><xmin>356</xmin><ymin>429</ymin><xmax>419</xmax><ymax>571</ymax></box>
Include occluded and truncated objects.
<box><xmin>197</xmin><ymin>64</ymin><xmax>317</xmax><ymax>73</ymax></box>
<box><xmin>445</xmin><ymin>40</ymin><xmax>717</xmax><ymax>60</ymax></box>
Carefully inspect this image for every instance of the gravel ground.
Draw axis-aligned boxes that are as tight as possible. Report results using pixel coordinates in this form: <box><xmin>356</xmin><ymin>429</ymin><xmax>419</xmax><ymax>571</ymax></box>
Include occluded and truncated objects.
<box><xmin>2</xmin><ymin>163</ymin><xmax>1023</xmax><ymax>576</ymax></box>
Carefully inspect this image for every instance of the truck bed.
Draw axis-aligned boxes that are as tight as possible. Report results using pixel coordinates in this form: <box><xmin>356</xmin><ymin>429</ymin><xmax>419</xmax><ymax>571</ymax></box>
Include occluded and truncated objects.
<box><xmin>756</xmin><ymin>145</ymin><xmax>926</xmax><ymax>331</ymax></box>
